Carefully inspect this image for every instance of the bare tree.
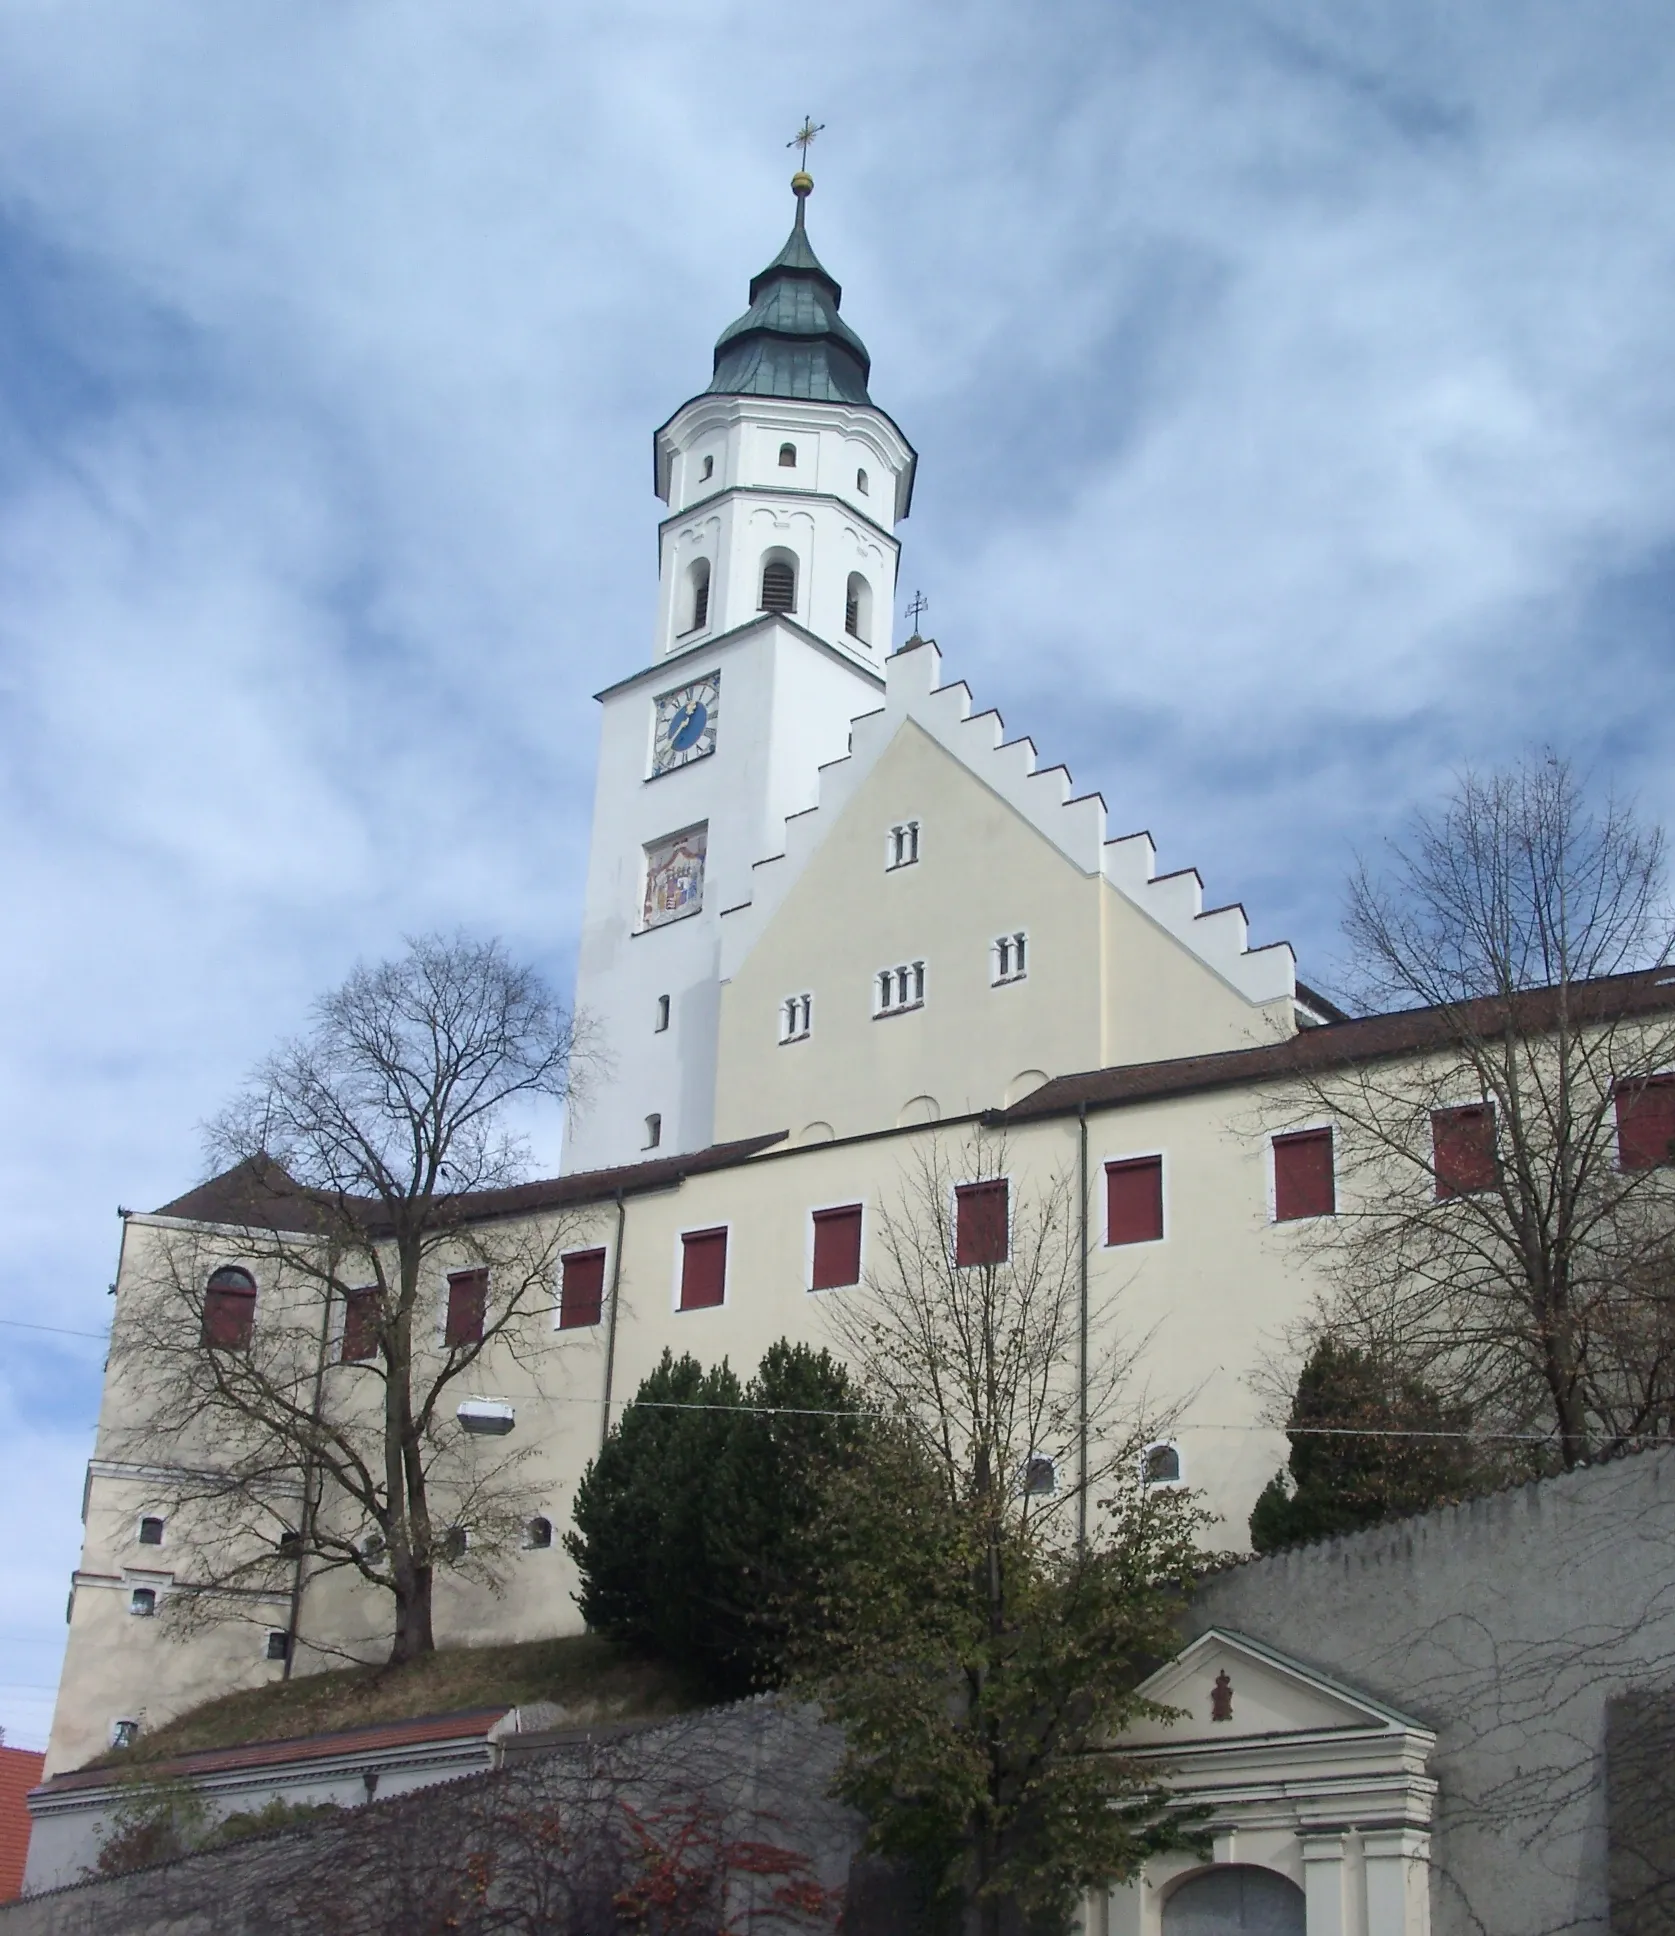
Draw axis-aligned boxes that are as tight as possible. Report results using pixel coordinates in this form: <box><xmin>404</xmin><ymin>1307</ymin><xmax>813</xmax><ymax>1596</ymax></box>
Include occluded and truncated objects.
<box><xmin>807</xmin><ymin>1130</ymin><xmax>1208</xmax><ymax>1936</ymax></box>
<box><xmin>1280</xmin><ymin>755</ymin><xmax>1675</xmax><ymax>1468</ymax></box>
<box><xmin>110</xmin><ymin>933</ymin><xmax>588</xmax><ymax>1663</ymax></box>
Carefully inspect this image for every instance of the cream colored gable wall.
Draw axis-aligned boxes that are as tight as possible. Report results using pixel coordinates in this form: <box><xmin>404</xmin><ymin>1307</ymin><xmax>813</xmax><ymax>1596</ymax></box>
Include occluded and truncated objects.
<box><xmin>714</xmin><ymin>720</ymin><xmax>1291</xmax><ymax>1145</ymax></box>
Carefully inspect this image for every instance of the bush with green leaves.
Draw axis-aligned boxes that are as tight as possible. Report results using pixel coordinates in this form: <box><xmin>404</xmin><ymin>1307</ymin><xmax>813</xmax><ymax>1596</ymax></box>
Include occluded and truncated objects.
<box><xmin>565</xmin><ymin>1341</ymin><xmax>861</xmax><ymax>1698</ymax></box>
<box><xmin>1249</xmin><ymin>1336</ymin><xmax>1478</xmax><ymax>1553</ymax></box>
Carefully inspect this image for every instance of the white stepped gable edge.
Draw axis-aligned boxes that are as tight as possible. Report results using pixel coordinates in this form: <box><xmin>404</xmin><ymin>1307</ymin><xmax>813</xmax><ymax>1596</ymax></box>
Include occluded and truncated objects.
<box><xmin>718</xmin><ymin>639</ymin><xmax>1295</xmax><ymax>1006</ymax></box>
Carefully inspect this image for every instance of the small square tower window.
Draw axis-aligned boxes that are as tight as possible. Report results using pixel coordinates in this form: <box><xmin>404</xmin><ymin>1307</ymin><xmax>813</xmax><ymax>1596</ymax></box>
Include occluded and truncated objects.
<box><xmin>129</xmin><ymin>1588</ymin><xmax>157</xmax><ymax>1617</ymax></box>
<box><xmin>137</xmin><ymin>1516</ymin><xmax>165</xmax><ymax>1547</ymax></box>
<box><xmin>110</xmin><ymin>1719</ymin><xmax>140</xmax><ymax>1750</ymax></box>
<box><xmin>778</xmin><ymin>442</ymin><xmax>797</xmax><ymax>467</ymax></box>
<box><xmin>992</xmin><ymin>932</ymin><xmax>1028</xmax><ymax>984</ymax></box>
<box><xmin>780</xmin><ymin>993</ymin><xmax>813</xmax><ymax>1043</ymax></box>
<box><xmin>266</xmin><ymin>1630</ymin><xmax>290</xmax><ymax>1662</ymax></box>
<box><xmin>886</xmin><ymin>821</ymin><xmax>920</xmax><ymax>870</ymax></box>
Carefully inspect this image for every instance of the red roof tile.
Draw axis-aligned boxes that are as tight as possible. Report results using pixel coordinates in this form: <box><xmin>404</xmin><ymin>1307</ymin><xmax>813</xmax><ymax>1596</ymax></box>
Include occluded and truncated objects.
<box><xmin>0</xmin><ymin>1745</ymin><xmax>46</xmax><ymax>1901</ymax></box>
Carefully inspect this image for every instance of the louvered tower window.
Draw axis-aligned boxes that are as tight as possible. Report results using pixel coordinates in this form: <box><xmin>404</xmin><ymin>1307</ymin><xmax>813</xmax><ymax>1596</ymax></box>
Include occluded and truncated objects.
<box><xmin>760</xmin><ymin>558</ymin><xmax>796</xmax><ymax>613</ymax></box>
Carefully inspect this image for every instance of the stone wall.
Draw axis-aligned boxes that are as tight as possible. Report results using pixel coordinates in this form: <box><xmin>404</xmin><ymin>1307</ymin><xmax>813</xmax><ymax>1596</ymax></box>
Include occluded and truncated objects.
<box><xmin>1187</xmin><ymin>1445</ymin><xmax>1675</xmax><ymax>1936</ymax></box>
<box><xmin>0</xmin><ymin>1701</ymin><xmax>887</xmax><ymax>1936</ymax></box>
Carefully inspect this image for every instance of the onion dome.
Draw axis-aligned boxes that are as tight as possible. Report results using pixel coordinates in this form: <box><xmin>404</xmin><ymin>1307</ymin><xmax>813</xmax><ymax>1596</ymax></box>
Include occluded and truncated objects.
<box><xmin>707</xmin><ymin>176</ymin><xmax>872</xmax><ymax>405</ymax></box>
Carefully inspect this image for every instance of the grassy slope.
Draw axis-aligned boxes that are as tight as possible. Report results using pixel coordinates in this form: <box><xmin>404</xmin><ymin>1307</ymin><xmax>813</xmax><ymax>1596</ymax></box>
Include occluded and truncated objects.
<box><xmin>91</xmin><ymin>1635</ymin><xmax>701</xmax><ymax>1770</ymax></box>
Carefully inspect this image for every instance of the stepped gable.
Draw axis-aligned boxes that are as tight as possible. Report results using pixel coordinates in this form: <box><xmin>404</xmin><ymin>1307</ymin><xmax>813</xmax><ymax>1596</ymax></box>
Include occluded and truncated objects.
<box><xmin>718</xmin><ymin>636</ymin><xmax>1295</xmax><ymax>1005</ymax></box>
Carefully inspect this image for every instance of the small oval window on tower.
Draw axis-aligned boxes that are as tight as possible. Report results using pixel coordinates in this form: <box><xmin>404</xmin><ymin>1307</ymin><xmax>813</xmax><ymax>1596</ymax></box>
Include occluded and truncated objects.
<box><xmin>856</xmin><ymin>467</ymin><xmax>869</xmax><ymax>494</ymax></box>
<box><xmin>760</xmin><ymin>554</ymin><xmax>797</xmax><ymax>615</ymax></box>
<box><xmin>845</xmin><ymin>573</ymin><xmax>872</xmax><ymax>644</ymax></box>
<box><xmin>778</xmin><ymin>442</ymin><xmax>797</xmax><ymax>467</ymax></box>
<box><xmin>701</xmin><ymin>454</ymin><xmax>714</xmax><ymax>481</ymax></box>
<box><xmin>682</xmin><ymin>558</ymin><xmax>711</xmax><ymax>635</ymax></box>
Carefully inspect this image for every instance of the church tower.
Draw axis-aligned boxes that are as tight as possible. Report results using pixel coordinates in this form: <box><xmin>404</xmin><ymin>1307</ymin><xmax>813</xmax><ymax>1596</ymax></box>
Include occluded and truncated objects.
<box><xmin>563</xmin><ymin>171</ymin><xmax>917</xmax><ymax>1173</ymax></box>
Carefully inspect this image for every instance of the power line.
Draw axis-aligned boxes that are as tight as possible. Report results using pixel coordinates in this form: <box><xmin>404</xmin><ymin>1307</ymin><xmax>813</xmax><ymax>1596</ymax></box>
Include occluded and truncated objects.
<box><xmin>0</xmin><ymin>1318</ymin><xmax>108</xmax><ymax>1341</ymax></box>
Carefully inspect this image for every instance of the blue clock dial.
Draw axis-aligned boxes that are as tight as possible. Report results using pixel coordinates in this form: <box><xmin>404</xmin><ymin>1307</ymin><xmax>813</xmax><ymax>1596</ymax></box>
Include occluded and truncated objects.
<box><xmin>650</xmin><ymin>673</ymin><xmax>721</xmax><ymax>776</ymax></box>
<box><xmin>669</xmin><ymin>701</ymin><xmax>708</xmax><ymax>751</ymax></box>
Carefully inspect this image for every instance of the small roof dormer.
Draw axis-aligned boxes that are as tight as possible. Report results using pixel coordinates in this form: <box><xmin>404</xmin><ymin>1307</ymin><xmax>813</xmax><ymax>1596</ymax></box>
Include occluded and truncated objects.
<box><xmin>706</xmin><ymin>175</ymin><xmax>873</xmax><ymax>406</ymax></box>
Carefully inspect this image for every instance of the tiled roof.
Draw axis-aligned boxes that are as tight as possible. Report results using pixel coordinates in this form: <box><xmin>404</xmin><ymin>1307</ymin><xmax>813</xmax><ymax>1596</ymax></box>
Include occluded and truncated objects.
<box><xmin>0</xmin><ymin>1745</ymin><xmax>46</xmax><ymax>1901</ymax></box>
<box><xmin>1002</xmin><ymin>967</ymin><xmax>1675</xmax><ymax>1124</ymax></box>
<box><xmin>150</xmin><ymin>1133</ymin><xmax>789</xmax><ymax>1237</ymax></box>
<box><xmin>35</xmin><ymin>1708</ymin><xmax>511</xmax><ymax>1797</ymax></box>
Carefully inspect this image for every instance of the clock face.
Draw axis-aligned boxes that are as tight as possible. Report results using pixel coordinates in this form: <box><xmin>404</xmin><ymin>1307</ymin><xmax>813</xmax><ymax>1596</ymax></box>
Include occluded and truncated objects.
<box><xmin>651</xmin><ymin>673</ymin><xmax>720</xmax><ymax>776</ymax></box>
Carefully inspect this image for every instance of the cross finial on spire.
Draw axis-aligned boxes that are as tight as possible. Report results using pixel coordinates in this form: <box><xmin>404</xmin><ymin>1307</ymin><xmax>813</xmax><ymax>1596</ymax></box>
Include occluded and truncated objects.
<box><xmin>788</xmin><ymin>117</ymin><xmax>825</xmax><ymax>167</ymax></box>
<box><xmin>905</xmin><ymin>590</ymin><xmax>929</xmax><ymax>635</ymax></box>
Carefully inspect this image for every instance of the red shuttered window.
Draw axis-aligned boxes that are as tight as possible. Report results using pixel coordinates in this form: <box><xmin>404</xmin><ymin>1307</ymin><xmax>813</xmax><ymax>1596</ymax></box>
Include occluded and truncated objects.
<box><xmin>445</xmin><ymin>1269</ymin><xmax>488</xmax><ymax>1348</ymax></box>
<box><xmin>955</xmin><ymin>1180</ymin><xmax>1010</xmax><ymax>1267</ymax></box>
<box><xmin>1106</xmin><ymin>1157</ymin><xmax>1164</xmax><ymax>1246</ymax></box>
<box><xmin>679</xmin><ymin>1228</ymin><xmax>728</xmax><ymax>1311</ymax></box>
<box><xmin>811</xmin><ymin>1205</ymin><xmax>864</xmax><ymax>1290</ymax></box>
<box><xmin>202</xmin><ymin>1267</ymin><xmax>257</xmax><ymax>1350</ymax></box>
<box><xmin>1432</xmin><ymin>1104</ymin><xmax>1497</xmax><ymax>1198</ymax></box>
<box><xmin>341</xmin><ymin>1287</ymin><xmax>379</xmax><ymax>1362</ymax></box>
<box><xmin>560</xmin><ymin>1249</ymin><xmax>607</xmax><ymax>1329</ymax></box>
<box><xmin>1273</xmin><ymin>1129</ymin><xmax>1335</xmax><ymax>1221</ymax></box>
<box><xmin>1616</xmin><ymin>1076</ymin><xmax>1675</xmax><ymax>1171</ymax></box>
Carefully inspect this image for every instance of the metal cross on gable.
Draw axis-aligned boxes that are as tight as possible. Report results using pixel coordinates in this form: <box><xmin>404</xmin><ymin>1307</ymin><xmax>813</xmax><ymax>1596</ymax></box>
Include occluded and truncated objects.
<box><xmin>905</xmin><ymin>590</ymin><xmax>929</xmax><ymax>633</ymax></box>
<box><xmin>787</xmin><ymin>117</ymin><xmax>825</xmax><ymax>166</ymax></box>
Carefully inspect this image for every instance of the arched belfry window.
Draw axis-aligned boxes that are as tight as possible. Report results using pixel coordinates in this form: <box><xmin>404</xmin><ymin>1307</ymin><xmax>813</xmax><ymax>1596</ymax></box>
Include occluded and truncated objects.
<box><xmin>203</xmin><ymin>1266</ymin><xmax>257</xmax><ymax>1350</ymax></box>
<box><xmin>760</xmin><ymin>553</ymin><xmax>796</xmax><ymax>615</ymax></box>
<box><xmin>682</xmin><ymin>558</ymin><xmax>711</xmax><ymax>635</ymax></box>
<box><xmin>700</xmin><ymin>454</ymin><xmax>714</xmax><ymax>481</ymax></box>
<box><xmin>856</xmin><ymin>467</ymin><xmax>869</xmax><ymax>494</ymax></box>
<box><xmin>778</xmin><ymin>442</ymin><xmax>797</xmax><ymax>468</ymax></box>
<box><xmin>845</xmin><ymin>573</ymin><xmax>872</xmax><ymax>644</ymax></box>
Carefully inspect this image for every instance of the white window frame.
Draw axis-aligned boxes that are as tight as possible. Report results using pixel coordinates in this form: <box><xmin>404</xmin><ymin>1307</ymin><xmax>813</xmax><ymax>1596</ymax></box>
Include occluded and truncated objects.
<box><xmin>135</xmin><ymin>1512</ymin><xmax>167</xmax><ymax>1548</ymax></box>
<box><xmin>779</xmin><ymin>992</ymin><xmax>813</xmax><ymax>1044</ymax></box>
<box><xmin>991</xmin><ymin>930</ymin><xmax>1029</xmax><ymax>986</ymax></box>
<box><xmin>1268</xmin><ymin>1119</ymin><xmax>1338</xmax><ymax>1223</ymax></box>
<box><xmin>885</xmin><ymin>819</ymin><xmax>921</xmax><ymax>871</ymax></box>
<box><xmin>1101</xmin><ymin>1147</ymin><xmax>1169</xmax><ymax>1249</ymax></box>
<box><xmin>1141</xmin><ymin>1439</ymin><xmax>1185</xmax><ymax>1489</ymax></box>
<box><xmin>874</xmin><ymin>961</ymin><xmax>926</xmax><ymax>1017</ymax></box>
<box><xmin>672</xmin><ymin>1219</ymin><xmax>732</xmax><ymax>1315</ymax></box>
<box><xmin>805</xmin><ymin>1197</ymin><xmax>867</xmax><ymax>1295</ymax></box>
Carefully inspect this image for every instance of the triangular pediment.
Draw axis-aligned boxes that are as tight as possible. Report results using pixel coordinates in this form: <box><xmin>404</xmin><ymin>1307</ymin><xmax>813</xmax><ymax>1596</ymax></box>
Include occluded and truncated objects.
<box><xmin>1121</xmin><ymin>1629</ymin><xmax>1427</xmax><ymax>1748</ymax></box>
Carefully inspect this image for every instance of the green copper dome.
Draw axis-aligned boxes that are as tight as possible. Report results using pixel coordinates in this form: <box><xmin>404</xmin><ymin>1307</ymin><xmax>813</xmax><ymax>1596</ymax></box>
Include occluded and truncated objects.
<box><xmin>707</xmin><ymin>186</ymin><xmax>872</xmax><ymax>405</ymax></box>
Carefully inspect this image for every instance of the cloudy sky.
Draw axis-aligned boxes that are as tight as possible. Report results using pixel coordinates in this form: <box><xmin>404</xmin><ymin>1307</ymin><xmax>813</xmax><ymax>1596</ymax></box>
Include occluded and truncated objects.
<box><xmin>4</xmin><ymin>0</ymin><xmax>1674</xmax><ymax>1749</ymax></box>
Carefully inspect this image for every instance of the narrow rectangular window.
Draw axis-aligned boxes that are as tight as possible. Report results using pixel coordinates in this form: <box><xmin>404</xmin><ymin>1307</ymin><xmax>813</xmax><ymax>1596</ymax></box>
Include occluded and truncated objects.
<box><xmin>1106</xmin><ymin>1157</ymin><xmax>1164</xmax><ymax>1245</ymax></box>
<box><xmin>679</xmin><ymin>1228</ymin><xmax>728</xmax><ymax>1311</ymax></box>
<box><xmin>955</xmin><ymin>1179</ymin><xmax>1010</xmax><ymax>1267</ymax></box>
<box><xmin>644</xmin><ymin>1112</ymin><xmax>662</xmax><ymax>1149</ymax></box>
<box><xmin>1616</xmin><ymin>1076</ymin><xmax>1675</xmax><ymax>1171</ymax></box>
<box><xmin>1432</xmin><ymin>1103</ymin><xmax>1497</xmax><ymax>1198</ymax></box>
<box><xmin>780</xmin><ymin>993</ymin><xmax>812</xmax><ymax>1043</ymax></box>
<box><xmin>654</xmin><ymin>994</ymin><xmax>670</xmax><ymax>1033</ymax></box>
<box><xmin>887</xmin><ymin>821</ymin><xmax>920</xmax><ymax>870</ymax></box>
<box><xmin>1273</xmin><ymin>1129</ymin><xmax>1335</xmax><ymax>1221</ymax></box>
<box><xmin>993</xmin><ymin>932</ymin><xmax>1028</xmax><ymax>984</ymax></box>
<box><xmin>341</xmin><ymin>1286</ymin><xmax>379</xmax><ymax>1362</ymax></box>
<box><xmin>811</xmin><ymin>1205</ymin><xmax>863</xmax><ymax>1290</ymax></box>
<box><xmin>559</xmin><ymin>1249</ymin><xmax>607</xmax><ymax>1329</ymax></box>
<box><xmin>445</xmin><ymin>1269</ymin><xmax>488</xmax><ymax>1348</ymax></box>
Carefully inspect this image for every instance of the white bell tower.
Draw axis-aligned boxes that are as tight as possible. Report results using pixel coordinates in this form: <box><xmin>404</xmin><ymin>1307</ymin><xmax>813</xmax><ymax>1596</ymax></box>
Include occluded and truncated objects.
<box><xmin>562</xmin><ymin>172</ymin><xmax>917</xmax><ymax>1175</ymax></box>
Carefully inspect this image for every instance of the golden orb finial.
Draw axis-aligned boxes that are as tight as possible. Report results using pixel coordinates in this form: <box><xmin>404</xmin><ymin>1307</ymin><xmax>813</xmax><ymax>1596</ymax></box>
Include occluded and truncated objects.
<box><xmin>791</xmin><ymin>170</ymin><xmax>813</xmax><ymax>196</ymax></box>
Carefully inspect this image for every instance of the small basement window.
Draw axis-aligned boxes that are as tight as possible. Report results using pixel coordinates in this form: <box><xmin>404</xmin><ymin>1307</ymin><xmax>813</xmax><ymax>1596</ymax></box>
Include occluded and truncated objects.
<box><xmin>129</xmin><ymin>1588</ymin><xmax>157</xmax><ymax>1617</ymax></box>
<box><xmin>780</xmin><ymin>993</ymin><xmax>812</xmax><ymax>1043</ymax></box>
<box><xmin>778</xmin><ymin>442</ymin><xmax>797</xmax><ymax>467</ymax></box>
<box><xmin>266</xmin><ymin>1630</ymin><xmax>290</xmax><ymax>1662</ymax></box>
<box><xmin>137</xmin><ymin>1516</ymin><xmax>165</xmax><ymax>1547</ymax></box>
